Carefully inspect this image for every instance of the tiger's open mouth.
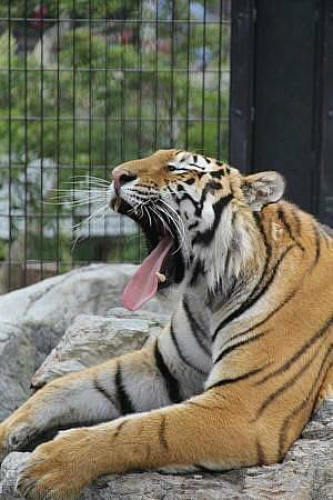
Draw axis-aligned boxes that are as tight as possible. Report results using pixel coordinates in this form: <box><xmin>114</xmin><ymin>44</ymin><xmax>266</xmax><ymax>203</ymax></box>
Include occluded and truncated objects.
<box><xmin>111</xmin><ymin>197</ymin><xmax>177</xmax><ymax>310</ymax></box>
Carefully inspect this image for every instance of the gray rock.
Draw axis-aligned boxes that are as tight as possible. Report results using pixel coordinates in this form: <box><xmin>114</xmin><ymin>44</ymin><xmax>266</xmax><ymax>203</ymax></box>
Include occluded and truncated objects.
<box><xmin>0</xmin><ymin>322</ymin><xmax>36</xmax><ymax>422</ymax></box>
<box><xmin>105</xmin><ymin>306</ymin><xmax>170</xmax><ymax>323</ymax></box>
<box><xmin>0</xmin><ymin>263</ymin><xmax>138</xmax><ymax>326</ymax></box>
<box><xmin>0</xmin><ymin>400</ymin><xmax>332</xmax><ymax>500</ymax></box>
<box><xmin>31</xmin><ymin>313</ymin><xmax>167</xmax><ymax>389</ymax></box>
<box><xmin>0</xmin><ymin>264</ymin><xmax>142</xmax><ymax>419</ymax></box>
<box><xmin>301</xmin><ymin>398</ymin><xmax>333</xmax><ymax>441</ymax></box>
<box><xmin>0</xmin><ymin>453</ymin><xmax>30</xmax><ymax>500</ymax></box>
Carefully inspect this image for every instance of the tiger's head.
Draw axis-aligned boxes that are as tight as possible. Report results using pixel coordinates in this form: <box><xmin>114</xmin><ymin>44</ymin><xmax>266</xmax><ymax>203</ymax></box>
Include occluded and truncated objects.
<box><xmin>109</xmin><ymin>149</ymin><xmax>285</xmax><ymax>310</ymax></box>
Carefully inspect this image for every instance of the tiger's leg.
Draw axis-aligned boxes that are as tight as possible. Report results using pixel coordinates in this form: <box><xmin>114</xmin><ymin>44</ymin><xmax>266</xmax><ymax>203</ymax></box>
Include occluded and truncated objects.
<box><xmin>0</xmin><ymin>338</ymin><xmax>205</xmax><ymax>462</ymax></box>
<box><xmin>17</xmin><ymin>389</ymin><xmax>258</xmax><ymax>500</ymax></box>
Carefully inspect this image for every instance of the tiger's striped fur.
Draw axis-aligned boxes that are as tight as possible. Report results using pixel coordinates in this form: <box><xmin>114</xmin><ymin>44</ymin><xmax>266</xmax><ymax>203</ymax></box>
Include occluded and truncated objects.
<box><xmin>0</xmin><ymin>149</ymin><xmax>331</xmax><ymax>500</ymax></box>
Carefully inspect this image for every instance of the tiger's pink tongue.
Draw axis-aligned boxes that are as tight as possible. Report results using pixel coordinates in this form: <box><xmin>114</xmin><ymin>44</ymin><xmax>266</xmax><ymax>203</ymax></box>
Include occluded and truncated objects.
<box><xmin>121</xmin><ymin>236</ymin><xmax>173</xmax><ymax>311</ymax></box>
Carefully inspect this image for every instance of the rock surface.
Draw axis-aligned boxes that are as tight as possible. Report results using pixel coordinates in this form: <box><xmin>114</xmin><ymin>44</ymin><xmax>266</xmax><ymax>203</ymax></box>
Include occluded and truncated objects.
<box><xmin>0</xmin><ymin>266</ymin><xmax>332</xmax><ymax>500</ymax></box>
<box><xmin>0</xmin><ymin>264</ymin><xmax>170</xmax><ymax>420</ymax></box>
<box><xmin>31</xmin><ymin>312</ymin><xmax>167</xmax><ymax>389</ymax></box>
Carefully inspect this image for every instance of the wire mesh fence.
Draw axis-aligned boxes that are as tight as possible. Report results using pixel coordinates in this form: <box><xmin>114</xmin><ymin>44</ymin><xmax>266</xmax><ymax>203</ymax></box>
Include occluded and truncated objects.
<box><xmin>0</xmin><ymin>0</ymin><xmax>231</xmax><ymax>292</ymax></box>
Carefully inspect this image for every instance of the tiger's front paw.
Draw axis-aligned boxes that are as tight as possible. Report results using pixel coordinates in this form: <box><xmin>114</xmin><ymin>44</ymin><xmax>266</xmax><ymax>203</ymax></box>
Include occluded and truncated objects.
<box><xmin>16</xmin><ymin>433</ymin><xmax>93</xmax><ymax>500</ymax></box>
<box><xmin>0</xmin><ymin>421</ymin><xmax>35</xmax><ymax>464</ymax></box>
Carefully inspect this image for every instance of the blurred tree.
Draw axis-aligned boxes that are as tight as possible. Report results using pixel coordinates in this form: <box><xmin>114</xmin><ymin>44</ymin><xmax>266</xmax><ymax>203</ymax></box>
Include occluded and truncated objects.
<box><xmin>0</xmin><ymin>0</ymin><xmax>230</xmax><ymax>284</ymax></box>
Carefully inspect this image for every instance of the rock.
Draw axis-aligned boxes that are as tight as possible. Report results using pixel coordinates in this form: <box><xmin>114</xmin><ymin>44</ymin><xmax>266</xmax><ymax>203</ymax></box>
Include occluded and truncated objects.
<box><xmin>0</xmin><ymin>400</ymin><xmax>332</xmax><ymax>500</ymax></box>
<box><xmin>0</xmin><ymin>264</ymin><xmax>144</xmax><ymax>420</ymax></box>
<box><xmin>242</xmin><ymin>433</ymin><xmax>333</xmax><ymax>500</ymax></box>
<box><xmin>0</xmin><ymin>263</ymin><xmax>138</xmax><ymax>326</ymax></box>
<box><xmin>80</xmin><ymin>472</ymin><xmax>244</xmax><ymax>500</ymax></box>
<box><xmin>0</xmin><ymin>322</ymin><xmax>36</xmax><ymax>423</ymax></box>
<box><xmin>0</xmin><ymin>453</ymin><xmax>30</xmax><ymax>500</ymax></box>
<box><xmin>301</xmin><ymin>398</ymin><xmax>333</xmax><ymax>441</ymax></box>
<box><xmin>105</xmin><ymin>306</ymin><xmax>170</xmax><ymax>323</ymax></box>
<box><xmin>31</xmin><ymin>313</ymin><xmax>167</xmax><ymax>389</ymax></box>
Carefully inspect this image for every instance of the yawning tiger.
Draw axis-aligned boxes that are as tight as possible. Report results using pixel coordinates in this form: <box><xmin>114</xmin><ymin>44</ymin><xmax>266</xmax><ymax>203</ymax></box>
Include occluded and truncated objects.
<box><xmin>0</xmin><ymin>149</ymin><xmax>331</xmax><ymax>500</ymax></box>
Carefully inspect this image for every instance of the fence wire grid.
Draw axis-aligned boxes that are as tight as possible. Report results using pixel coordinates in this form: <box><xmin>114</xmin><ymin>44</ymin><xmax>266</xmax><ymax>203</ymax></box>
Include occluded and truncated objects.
<box><xmin>0</xmin><ymin>0</ymin><xmax>231</xmax><ymax>292</ymax></box>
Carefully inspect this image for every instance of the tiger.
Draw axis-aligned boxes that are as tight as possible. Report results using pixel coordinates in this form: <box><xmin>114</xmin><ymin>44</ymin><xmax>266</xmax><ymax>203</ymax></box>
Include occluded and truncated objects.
<box><xmin>0</xmin><ymin>149</ymin><xmax>332</xmax><ymax>500</ymax></box>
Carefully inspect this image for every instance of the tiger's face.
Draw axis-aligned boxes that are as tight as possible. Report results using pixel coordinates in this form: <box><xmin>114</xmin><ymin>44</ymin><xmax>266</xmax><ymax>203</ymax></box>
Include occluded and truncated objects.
<box><xmin>109</xmin><ymin>149</ymin><xmax>284</xmax><ymax>310</ymax></box>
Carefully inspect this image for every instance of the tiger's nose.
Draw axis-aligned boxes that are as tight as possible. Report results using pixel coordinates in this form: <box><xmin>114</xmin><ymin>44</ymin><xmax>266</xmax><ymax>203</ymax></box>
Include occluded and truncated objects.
<box><xmin>112</xmin><ymin>170</ymin><xmax>137</xmax><ymax>195</ymax></box>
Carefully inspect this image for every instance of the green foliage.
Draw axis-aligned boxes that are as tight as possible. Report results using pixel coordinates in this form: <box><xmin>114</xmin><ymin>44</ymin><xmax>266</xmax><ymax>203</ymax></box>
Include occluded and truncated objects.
<box><xmin>0</xmin><ymin>1</ymin><xmax>230</xmax><ymax>268</ymax></box>
<box><xmin>0</xmin><ymin>0</ymin><xmax>138</xmax><ymax>19</ymax></box>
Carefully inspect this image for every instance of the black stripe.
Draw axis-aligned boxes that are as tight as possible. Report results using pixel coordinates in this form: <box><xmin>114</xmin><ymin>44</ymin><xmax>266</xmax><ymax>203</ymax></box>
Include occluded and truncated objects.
<box><xmin>93</xmin><ymin>376</ymin><xmax>118</xmax><ymax>409</ymax></box>
<box><xmin>192</xmin><ymin>194</ymin><xmax>233</xmax><ymax>246</ymax></box>
<box><xmin>278</xmin><ymin>206</ymin><xmax>305</xmax><ymax>251</ymax></box>
<box><xmin>177</xmin><ymin>192</ymin><xmax>199</xmax><ymax>211</ymax></box>
<box><xmin>171</xmin><ymin>249</ymin><xmax>185</xmax><ymax>284</ymax></box>
<box><xmin>159</xmin><ymin>415</ymin><xmax>169</xmax><ymax>451</ymax></box>
<box><xmin>253</xmin><ymin>210</ymin><xmax>272</xmax><ymax>270</ymax></box>
<box><xmin>213</xmin><ymin>212</ymin><xmax>272</xmax><ymax>341</ymax></box>
<box><xmin>312</xmin><ymin>221</ymin><xmax>321</xmax><ymax>266</ymax></box>
<box><xmin>183</xmin><ymin>299</ymin><xmax>210</xmax><ymax>356</ymax></box>
<box><xmin>189</xmin><ymin>162</ymin><xmax>206</xmax><ymax>171</ymax></box>
<box><xmin>195</xmin><ymin>182</ymin><xmax>213</xmax><ymax>216</ymax></box>
<box><xmin>207</xmin><ymin>180</ymin><xmax>222</xmax><ymax>191</ymax></box>
<box><xmin>113</xmin><ymin>420</ymin><xmax>128</xmax><ymax>439</ymax></box>
<box><xmin>214</xmin><ymin>331</ymin><xmax>266</xmax><ymax>365</ymax></box>
<box><xmin>170</xmin><ymin>322</ymin><xmax>207</xmax><ymax>375</ymax></box>
<box><xmin>210</xmin><ymin>169</ymin><xmax>225</xmax><ymax>178</ymax></box>
<box><xmin>255</xmin><ymin>316</ymin><xmax>332</xmax><ymax>386</ymax></box>
<box><xmin>224</xmin><ymin>247</ymin><xmax>231</xmax><ymax>275</ymax></box>
<box><xmin>278</xmin><ymin>347</ymin><xmax>333</xmax><ymax>457</ymax></box>
<box><xmin>255</xmin><ymin>344</ymin><xmax>322</xmax><ymax>419</ymax></box>
<box><xmin>154</xmin><ymin>341</ymin><xmax>182</xmax><ymax>403</ymax></box>
<box><xmin>188</xmin><ymin>220</ymin><xmax>199</xmax><ymax>231</ymax></box>
<box><xmin>256</xmin><ymin>439</ymin><xmax>266</xmax><ymax>465</ymax></box>
<box><xmin>190</xmin><ymin>259</ymin><xmax>205</xmax><ymax>286</ymax></box>
<box><xmin>115</xmin><ymin>363</ymin><xmax>135</xmax><ymax>415</ymax></box>
<box><xmin>207</xmin><ymin>366</ymin><xmax>267</xmax><ymax>390</ymax></box>
<box><xmin>221</xmin><ymin>287</ymin><xmax>299</xmax><ymax>347</ymax></box>
<box><xmin>291</xmin><ymin>207</ymin><xmax>302</xmax><ymax>236</ymax></box>
<box><xmin>185</xmin><ymin>177</ymin><xmax>195</xmax><ymax>185</ymax></box>
<box><xmin>213</xmin><ymin>243</ymin><xmax>295</xmax><ymax>341</ymax></box>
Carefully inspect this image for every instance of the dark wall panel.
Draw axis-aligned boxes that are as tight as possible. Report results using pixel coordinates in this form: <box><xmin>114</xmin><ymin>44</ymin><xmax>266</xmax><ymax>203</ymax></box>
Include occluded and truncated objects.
<box><xmin>253</xmin><ymin>0</ymin><xmax>319</xmax><ymax>213</ymax></box>
<box><xmin>229</xmin><ymin>0</ymin><xmax>255</xmax><ymax>173</ymax></box>
<box><xmin>320</xmin><ymin>0</ymin><xmax>333</xmax><ymax>226</ymax></box>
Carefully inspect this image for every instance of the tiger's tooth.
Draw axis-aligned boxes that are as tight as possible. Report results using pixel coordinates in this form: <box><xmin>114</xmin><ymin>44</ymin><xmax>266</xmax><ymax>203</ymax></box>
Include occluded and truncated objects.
<box><xmin>156</xmin><ymin>272</ymin><xmax>166</xmax><ymax>283</ymax></box>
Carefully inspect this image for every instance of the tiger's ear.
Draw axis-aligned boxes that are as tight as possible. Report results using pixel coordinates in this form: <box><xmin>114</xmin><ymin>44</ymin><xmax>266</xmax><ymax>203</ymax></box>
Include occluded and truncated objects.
<box><xmin>241</xmin><ymin>171</ymin><xmax>285</xmax><ymax>210</ymax></box>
